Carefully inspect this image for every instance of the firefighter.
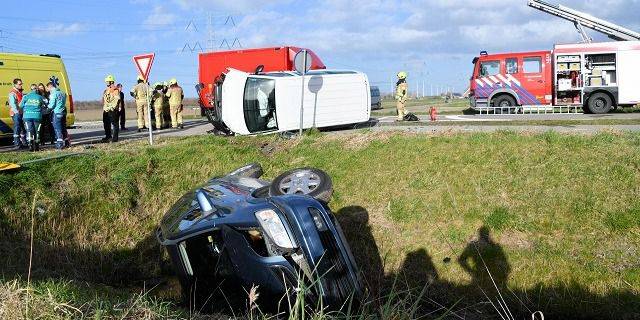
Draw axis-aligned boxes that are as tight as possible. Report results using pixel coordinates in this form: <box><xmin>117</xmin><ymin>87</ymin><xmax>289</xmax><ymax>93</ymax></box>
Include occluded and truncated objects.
<box><xmin>151</xmin><ymin>82</ymin><xmax>165</xmax><ymax>130</ymax></box>
<box><xmin>166</xmin><ymin>78</ymin><xmax>184</xmax><ymax>129</ymax></box>
<box><xmin>46</xmin><ymin>81</ymin><xmax>69</xmax><ymax>149</ymax></box>
<box><xmin>162</xmin><ymin>81</ymin><xmax>171</xmax><ymax>127</ymax></box>
<box><xmin>130</xmin><ymin>75</ymin><xmax>149</xmax><ymax>132</ymax></box>
<box><xmin>395</xmin><ymin>71</ymin><xmax>409</xmax><ymax>121</ymax></box>
<box><xmin>102</xmin><ymin>75</ymin><xmax>121</xmax><ymax>143</ymax></box>
<box><xmin>8</xmin><ymin>78</ymin><xmax>27</xmax><ymax>149</ymax></box>
<box><xmin>20</xmin><ymin>84</ymin><xmax>45</xmax><ymax>151</ymax></box>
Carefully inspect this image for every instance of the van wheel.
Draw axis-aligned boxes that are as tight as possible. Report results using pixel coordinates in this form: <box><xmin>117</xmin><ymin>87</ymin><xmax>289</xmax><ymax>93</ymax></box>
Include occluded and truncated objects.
<box><xmin>269</xmin><ymin>168</ymin><xmax>333</xmax><ymax>203</ymax></box>
<box><xmin>587</xmin><ymin>93</ymin><xmax>613</xmax><ymax>114</ymax></box>
<box><xmin>492</xmin><ymin>95</ymin><xmax>517</xmax><ymax>114</ymax></box>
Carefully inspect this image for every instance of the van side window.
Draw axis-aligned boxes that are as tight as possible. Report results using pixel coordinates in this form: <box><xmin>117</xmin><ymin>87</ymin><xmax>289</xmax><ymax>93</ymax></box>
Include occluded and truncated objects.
<box><xmin>244</xmin><ymin>78</ymin><xmax>277</xmax><ymax>133</ymax></box>
<box><xmin>479</xmin><ymin>61</ymin><xmax>500</xmax><ymax>77</ymax></box>
<box><xmin>523</xmin><ymin>57</ymin><xmax>542</xmax><ymax>73</ymax></box>
<box><xmin>506</xmin><ymin>58</ymin><xmax>518</xmax><ymax>74</ymax></box>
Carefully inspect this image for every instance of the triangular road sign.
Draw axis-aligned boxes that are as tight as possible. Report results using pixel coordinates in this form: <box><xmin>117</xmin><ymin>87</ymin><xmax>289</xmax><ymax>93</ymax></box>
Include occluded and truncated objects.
<box><xmin>133</xmin><ymin>53</ymin><xmax>155</xmax><ymax>81</ymax></box>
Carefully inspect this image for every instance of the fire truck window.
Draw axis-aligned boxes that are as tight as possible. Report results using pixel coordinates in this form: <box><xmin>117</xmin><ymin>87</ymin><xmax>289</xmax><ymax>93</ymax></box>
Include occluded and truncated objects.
<box><xmin>479</xmin><ymin>61</ymin><xmax>500</xmax><ymax>77</ymax></box>
<box><xmin>506</xmin><ymin>58</ymin><xmax>518</xmax><ymax>74</ymax></box>
<box><xmin>523</xmin><ymin>57</ymin><xmax>542</xmax><ymax>73</ymax></box>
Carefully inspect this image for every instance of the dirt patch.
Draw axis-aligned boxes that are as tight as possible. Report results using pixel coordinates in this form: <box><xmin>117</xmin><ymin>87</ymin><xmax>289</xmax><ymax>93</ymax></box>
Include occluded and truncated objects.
<box><xmin>318</xmin><ymin>131</ymin><xmax>398</xmax><ymax>150</ymax></box>
<box><xmin>497</xmin><ymin>230</ymin><xmax>534</xmax><ymax>250</ymax></box>
<box><xmin>257</xmin><ymin>137</ymin><xmax>301</xmax><ymax>157</ymax></box>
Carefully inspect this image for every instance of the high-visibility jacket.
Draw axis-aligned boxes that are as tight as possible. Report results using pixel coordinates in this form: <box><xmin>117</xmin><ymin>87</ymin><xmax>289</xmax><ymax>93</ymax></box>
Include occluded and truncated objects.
<box><xmin>130</xmin><ymin>83</ymin><xmax>149</xmax><ymax>104</ymax></box>
<box><xmin>395</xmin><ymin>82</ymin><xmax>408</xmax><ymax>103</ymax></box>
<box><xmin>8</xmin><ymin>87</ymin><xmax>23</xmax><ymax>116</ymax></box>
<box><xmin>103</xmin><ymin>87</ymin><xmax>121</xmax><ymax>112</ymax></box>
<box><xmin>152</xmin><ymin>90</ymin><xmax>164</xmax><ymax>109</ymax></box>
<box><xmin>20</xmin><ymin>91</ymin><xmax>44</xmax><ymax>121</ymax></box>
<box><xmin>166</xmin><ymin>85</ymin><xmax>184</xmax><ymax>107</ymax></box>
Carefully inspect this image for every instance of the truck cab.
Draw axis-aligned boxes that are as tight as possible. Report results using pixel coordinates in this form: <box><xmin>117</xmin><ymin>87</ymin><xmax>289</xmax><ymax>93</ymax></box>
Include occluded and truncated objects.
<box><xmin>469</xmin><ymin>50</ymin><xmax>553</xmax><ymax>113</ymax></box>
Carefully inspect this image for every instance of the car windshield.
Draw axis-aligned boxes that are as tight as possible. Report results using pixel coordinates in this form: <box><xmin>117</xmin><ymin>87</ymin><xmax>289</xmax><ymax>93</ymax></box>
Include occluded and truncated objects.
<box><xmin>244</xmin><ymin>77</ymin><xmax>277</xmax><ymax>133</ymax></box>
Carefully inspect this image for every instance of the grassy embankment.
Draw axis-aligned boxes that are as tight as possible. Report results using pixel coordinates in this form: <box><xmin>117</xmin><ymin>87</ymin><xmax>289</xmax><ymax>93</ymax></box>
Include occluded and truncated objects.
<box><xmin>1</xmin><ymin>130</ymin><xmax>639</xmax><ymax>319</ymax></box>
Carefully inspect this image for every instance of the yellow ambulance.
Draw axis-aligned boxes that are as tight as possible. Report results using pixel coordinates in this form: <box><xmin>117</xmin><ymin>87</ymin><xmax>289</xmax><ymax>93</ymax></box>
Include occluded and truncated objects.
<box><xmin>1</xmin><ymin>53</ymin><xmax>74</xmax><ymax>137</ymax></box>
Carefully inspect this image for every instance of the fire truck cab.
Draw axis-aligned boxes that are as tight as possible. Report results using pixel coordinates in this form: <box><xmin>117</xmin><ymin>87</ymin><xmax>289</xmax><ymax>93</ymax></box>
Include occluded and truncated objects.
<box><xmin>470</xmin><ymin>50</ymin><xmax>552</xmax><ymax>113</ymax></box>
<box><xmin>470</xmin><ymin>41</ymin><xmax>640</xmax><ymax>114</ymax></box>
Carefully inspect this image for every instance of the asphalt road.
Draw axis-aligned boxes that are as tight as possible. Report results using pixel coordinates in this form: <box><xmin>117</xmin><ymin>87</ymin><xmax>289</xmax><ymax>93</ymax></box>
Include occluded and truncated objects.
<box><xmin>2</xmin><ymin>113</ymin><xmax>640</xmax><ymax>153</ymax></box>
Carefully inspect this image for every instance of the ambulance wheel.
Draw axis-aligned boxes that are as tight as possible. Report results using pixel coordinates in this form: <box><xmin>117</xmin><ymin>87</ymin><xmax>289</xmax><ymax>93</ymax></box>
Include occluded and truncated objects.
<box><xmin>587</xmin><ymin>92</ymin><xmax>613</xmax><ymax>114</ymax></box>
<box><xmin>492</xmin><ymin>95</ymin><xmax>517</xmax><ymax>114</ymax></box>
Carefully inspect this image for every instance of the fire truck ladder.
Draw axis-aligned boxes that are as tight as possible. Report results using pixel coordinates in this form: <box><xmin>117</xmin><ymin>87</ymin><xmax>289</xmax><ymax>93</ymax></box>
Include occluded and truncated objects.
<box><xmin>528</xmin><ymin>0</ymin><xmax>640</xmax><ymax>42</ymax></box>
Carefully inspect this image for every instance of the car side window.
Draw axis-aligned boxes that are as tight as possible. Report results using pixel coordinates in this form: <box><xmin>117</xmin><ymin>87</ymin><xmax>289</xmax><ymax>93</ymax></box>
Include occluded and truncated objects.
<box><xmin>506</xmin><ymin>58</ymin><xmax>518</xmax><ymax>74</ymax></box>
<box><xmin>524</xmin><ymin>57</ymin><xmax>542</xmax><ymax>74</ymax></box>
<box><xmin>479</xmin><ymin>61</ymin><xmax>500</xmax><ymax>77</ymax></box>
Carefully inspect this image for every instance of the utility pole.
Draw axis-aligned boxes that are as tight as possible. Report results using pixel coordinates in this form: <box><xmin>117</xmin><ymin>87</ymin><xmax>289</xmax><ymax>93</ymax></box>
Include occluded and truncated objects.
<box><xmin>207</xmin><ymin>12</ymin><xmax>215</xmax><ymax>51</ymax></box>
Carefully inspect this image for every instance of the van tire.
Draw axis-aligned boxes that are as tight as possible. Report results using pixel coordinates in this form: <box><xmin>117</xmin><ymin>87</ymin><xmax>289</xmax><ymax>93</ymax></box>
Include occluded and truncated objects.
<box><xmin>270</xmin><ymin>168</ymin><xmax>333</xmax><ymax>203</ymax></box>
<box><xmin>587</xmin><ymin>92</ymin><xmax>613</xmax><ymax>114</ymax></box>
<box><xmin>492</xmin><ymin>95</ymin><xmax>517</xmax><ymax>114</ymax></box>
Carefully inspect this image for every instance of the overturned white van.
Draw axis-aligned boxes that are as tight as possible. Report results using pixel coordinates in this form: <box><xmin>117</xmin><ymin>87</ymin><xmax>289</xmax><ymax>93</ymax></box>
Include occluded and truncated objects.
<box><xmin>212</xmin><ymin>69</ymin><xmax>371</xmax><ymax>135</ymax></box>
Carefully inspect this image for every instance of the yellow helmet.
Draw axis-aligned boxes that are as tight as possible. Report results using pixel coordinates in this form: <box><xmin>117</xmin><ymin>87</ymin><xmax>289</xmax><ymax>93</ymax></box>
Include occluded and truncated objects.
<box><xmin>137</xmin><ymin>75</ymin><xmax>145</xmax><ymax>81</ymax></box>
<box><xmin>397</xmin><ymin>71</ymin><xmax>407</xmax><ymax>80</ymax></box>
<box><xmin>104</xmin><ymin>75</ymin><xmax>115</xmax><ymax>83</ymax></box>
<box><xmin>169</xmin><ymin>78</ymin><xmax>177</xmax><ymax>85</ymax></box>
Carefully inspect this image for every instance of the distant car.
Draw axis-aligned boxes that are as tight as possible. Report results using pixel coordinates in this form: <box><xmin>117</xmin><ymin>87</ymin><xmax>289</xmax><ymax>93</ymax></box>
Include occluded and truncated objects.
<box><xmin>156</xmin><ymin>163</ymin><xmax>363</xmax><ymax>309</ymax></box>
<box><xmin>206</xmin><ymin>68</ymin><xmax>371</xmax><ymax>135</ymax></box>
<box><xmin>370</xmin><ymin>86</ymin><xmax>382</xmax><ymax>110</ymax></box>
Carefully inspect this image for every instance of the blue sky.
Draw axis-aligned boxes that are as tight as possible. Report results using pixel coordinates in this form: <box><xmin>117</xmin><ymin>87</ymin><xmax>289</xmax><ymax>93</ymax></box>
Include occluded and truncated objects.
<box><xmin>2</xmin><ymin>0</ymin><xmax>639</xmax><ymax>100</ymax></box>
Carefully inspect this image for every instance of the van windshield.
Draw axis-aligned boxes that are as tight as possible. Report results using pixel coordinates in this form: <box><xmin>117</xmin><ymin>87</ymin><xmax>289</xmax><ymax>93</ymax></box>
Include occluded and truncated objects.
<box><xmin>244</xmin><ymin>77</ymin><xmax>277</xmax><ymax>133</ymax></box>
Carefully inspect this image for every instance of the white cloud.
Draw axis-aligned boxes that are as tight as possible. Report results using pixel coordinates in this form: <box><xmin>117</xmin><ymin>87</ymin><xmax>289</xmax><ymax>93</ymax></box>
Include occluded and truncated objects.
<box><xmin>143</xmin><ymin>6</ymin><xmax>177</xmax><ymax>30</ymax></box>
<box><xmin>171</xmin><ymin>0</ymin><xmax>290</xmax><ymax>13</ymax></box>
<box><xmin>33</xmin><ymin>23</ymin><xmax>85</xmax><ymax>38</ymax></box>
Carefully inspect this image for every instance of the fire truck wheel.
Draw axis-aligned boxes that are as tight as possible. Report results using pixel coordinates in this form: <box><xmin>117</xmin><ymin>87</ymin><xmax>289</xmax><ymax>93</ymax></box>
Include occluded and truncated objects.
<box><xmin>492</xmin><ymin>95</ymin><xmax>517</xmax><ymax>114</ymax></box>
<box><xmin>587</xmin><ymin>92</ymin><xmax>613</xmax><ymax>114</ymax></box>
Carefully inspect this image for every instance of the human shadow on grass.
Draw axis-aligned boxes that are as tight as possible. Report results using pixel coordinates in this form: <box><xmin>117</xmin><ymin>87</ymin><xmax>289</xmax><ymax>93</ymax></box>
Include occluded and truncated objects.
<box><xmin>334</xmin><ymin>205</ymin><xmax>639</xmax><ymax>319</ymax></box>
<box><xmin>391</xmin><ymin>225</ymin><xmax>639</xmax><ymax>319</ymax></box>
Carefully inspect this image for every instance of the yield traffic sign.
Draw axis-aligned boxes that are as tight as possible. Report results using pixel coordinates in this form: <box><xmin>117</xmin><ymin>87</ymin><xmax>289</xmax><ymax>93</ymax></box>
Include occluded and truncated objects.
<box><xmin>133</xmin><ymin>53</ymin><xmax>155</xmax><ymax>81</ymax></box>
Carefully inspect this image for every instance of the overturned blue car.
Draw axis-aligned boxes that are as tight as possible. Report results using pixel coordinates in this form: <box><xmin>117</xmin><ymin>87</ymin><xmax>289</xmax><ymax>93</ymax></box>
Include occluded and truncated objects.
<box><xmin>156</xmin><ymin>164</ymin><xmax>362</xmax><ymax>310</ymax></box>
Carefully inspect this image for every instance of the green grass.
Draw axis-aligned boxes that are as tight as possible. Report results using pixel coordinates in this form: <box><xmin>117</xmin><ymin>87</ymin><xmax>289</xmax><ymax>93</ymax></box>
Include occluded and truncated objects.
<box><xmin>1</xmin><ymin>131</ymin><xmax>639</xmax><ymax>318</ymax></box>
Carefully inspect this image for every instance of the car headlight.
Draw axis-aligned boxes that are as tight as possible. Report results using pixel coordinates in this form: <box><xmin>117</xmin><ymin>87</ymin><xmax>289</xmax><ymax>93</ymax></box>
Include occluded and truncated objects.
<box><xmin>255</xmin><ymin>209</ymin><xmax>296</xmax><ymax>249</ymax></box>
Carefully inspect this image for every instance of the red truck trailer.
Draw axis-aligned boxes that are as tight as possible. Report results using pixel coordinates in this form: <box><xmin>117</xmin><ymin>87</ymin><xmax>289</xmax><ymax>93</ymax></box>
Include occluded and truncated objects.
<box><xmin>197</xmin><ymin>47</ymin><xmax>325</xmax><ymax>128</ymax></box>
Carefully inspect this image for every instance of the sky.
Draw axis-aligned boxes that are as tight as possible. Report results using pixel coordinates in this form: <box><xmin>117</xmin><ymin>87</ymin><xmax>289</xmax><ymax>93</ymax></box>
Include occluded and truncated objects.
<box><xmin>2</xmin><ymin>0</ymin><xmax>639</xmax><ymax>100</ymax></box>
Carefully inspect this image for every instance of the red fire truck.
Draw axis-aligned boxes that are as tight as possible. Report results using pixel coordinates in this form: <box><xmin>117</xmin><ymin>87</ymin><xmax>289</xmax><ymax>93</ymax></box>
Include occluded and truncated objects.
<box><xmin>469</xmin><ymin>0</ymin><xmax>640</xmax><ymax>114</ymax></box>
<box><xmin>469</xmin><ymin>41</ymin><xmax>640</xmax><ymax>114</ymax></box>
<box><xmin>197</xmin><ymin>47</ymin><xmax>326</xmax><ymax>128</ymax></box>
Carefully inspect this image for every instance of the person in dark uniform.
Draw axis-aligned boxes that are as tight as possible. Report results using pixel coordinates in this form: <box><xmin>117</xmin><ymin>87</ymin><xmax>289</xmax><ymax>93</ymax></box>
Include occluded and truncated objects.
<box><xmin>37</xmin><ymin>83</ymin><xmax>55</xmax><ymax>145</ymax></box>
<box><xmin>116</xmin><ymin>83</ymin><xmax>127</xmax><ymax>130</ymax></box>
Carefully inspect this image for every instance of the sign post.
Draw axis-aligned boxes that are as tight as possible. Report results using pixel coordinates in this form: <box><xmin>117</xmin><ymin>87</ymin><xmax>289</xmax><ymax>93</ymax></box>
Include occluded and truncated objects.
<box><xmin>133</xmin><ymin>53</ymin><xmax>155</xmax><ymax>145</ymax></box>
<box><xmin>294</xmin><ymin>50</ymin><xmax>312</xmax><ymax>136</ymax></box>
